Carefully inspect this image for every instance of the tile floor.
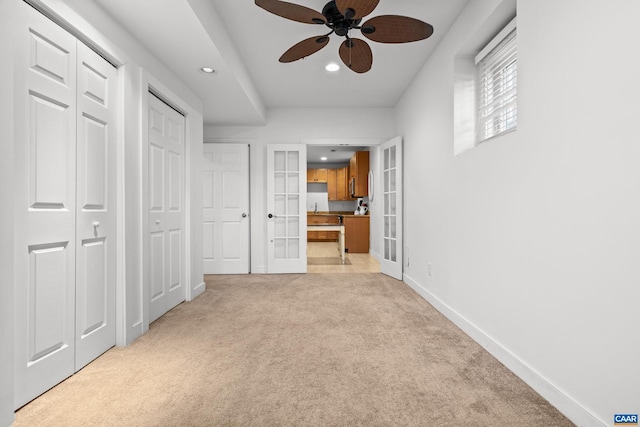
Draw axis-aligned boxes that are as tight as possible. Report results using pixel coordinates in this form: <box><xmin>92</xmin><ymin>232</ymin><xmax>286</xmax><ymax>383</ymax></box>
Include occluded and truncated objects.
<box><xmin>307</xmin><ymin>242</ymin><xmax>380</xmax><ymax>273</ymax></box>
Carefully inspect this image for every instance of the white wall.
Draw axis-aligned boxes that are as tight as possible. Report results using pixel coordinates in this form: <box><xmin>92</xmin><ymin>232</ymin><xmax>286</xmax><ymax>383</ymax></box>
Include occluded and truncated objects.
<box><xmin>206</xmin><ymin>107</ymin><xmax>394</xmax><ymax>272</ymax></box>
<box><xmin>397</xmin><ymin>0</ymin><xmax>640</xmax><ymax>425</ymax></box>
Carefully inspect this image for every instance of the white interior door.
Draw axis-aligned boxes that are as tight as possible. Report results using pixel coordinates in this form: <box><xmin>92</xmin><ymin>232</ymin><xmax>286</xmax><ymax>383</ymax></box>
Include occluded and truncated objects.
<box><xmin>13</xmin><ymin>4</ymin><xmax>117</xmax><ymax>408</ymax></box>
<box><xmin>203</xmin><ymin>144</ymin><xmax>250</xmax><ymax>274</ymax></box>
<box><xmin>380</xmin><ymin>137</ymin><xmax>403</xmax><ymax>280</ymax></box>
<box><xmin>266</xmin><ymin>144</ymin><xmax>307</xmax><ymax>273</ymax></box>
<box><xmin>148</xmin><ymin>93</ymin><xmax>186</xmax><ymax>323</ymax></box>
<box><xmin>74</xmin><ymin>42</ymin><xmax>117</xmax><ymax>371</ymax></box>
<box><xmin>13</xmin><ymin>7</ymin><xmax>77</xmax><ymax>409</ymax></box>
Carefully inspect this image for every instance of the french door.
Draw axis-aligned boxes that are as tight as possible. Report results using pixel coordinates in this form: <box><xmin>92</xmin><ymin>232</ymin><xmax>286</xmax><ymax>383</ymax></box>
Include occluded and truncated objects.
<box><xmin>380</xmin><ymin>137</ymin><xmax>403</xmax><ymax>280</ymax></box>
<box><xmin>13</xmin><ymin>3</ymin><xmax>117</xmax><ymax>408</ymax></box>
<box><xmin>266</xmin><ymin>144</ymin><xmax>307</xmax><ymax>273</ymax></box>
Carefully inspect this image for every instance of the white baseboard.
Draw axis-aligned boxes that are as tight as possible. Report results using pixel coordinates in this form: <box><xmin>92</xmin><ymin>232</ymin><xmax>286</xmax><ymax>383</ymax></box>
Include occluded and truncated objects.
<box><xmin>1</xmin><ymin>414</ymin><xmax>14</xmax><ymax>427</ymax></box>
<box><xmin>122</xmin><ymin>321</ymin><xmax>144</xmax><ymax>346</ymax></box>
<box><xmin>402</xmin><ymin>273</ymin><xmax>605</xmax><ymax>427</ymax></box>
<box><xmin>192</xmin><ymin>281</ymin><xmax>206</xmax><ymax>299</ymax></box>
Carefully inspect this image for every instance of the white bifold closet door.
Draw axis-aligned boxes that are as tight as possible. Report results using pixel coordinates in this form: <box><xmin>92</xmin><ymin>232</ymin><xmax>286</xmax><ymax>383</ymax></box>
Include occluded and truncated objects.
<box><xmin>13</xmin><ymin>3</ymin><xmax>117</xmax><ymax>409</ymax></box>
<box><xmin>148</xmin><ymin>93</ymin><xmax>186</xmax><ymax>323</ymax></box>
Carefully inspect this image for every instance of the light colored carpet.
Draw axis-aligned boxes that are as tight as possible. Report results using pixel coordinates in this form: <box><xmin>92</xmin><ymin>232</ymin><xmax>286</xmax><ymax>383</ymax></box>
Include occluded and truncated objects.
<box><xmin>15</xmin><ymin>274</ymin><xmax>573</xmax><ymax>426</ymax></box>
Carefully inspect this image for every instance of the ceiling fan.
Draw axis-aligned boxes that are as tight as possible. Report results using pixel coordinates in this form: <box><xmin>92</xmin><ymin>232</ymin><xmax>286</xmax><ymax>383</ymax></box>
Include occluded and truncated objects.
<box><xmin>255</xmin><ymin>0</ymin><xmax>434</xmax><ymax>73</ymax></box>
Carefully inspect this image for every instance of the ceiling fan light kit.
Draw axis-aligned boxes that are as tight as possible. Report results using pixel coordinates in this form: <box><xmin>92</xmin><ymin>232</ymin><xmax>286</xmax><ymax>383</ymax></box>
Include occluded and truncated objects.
<box><xmin>255</xmin><ymin>0</ymin><xmax>434</xmax><ymax>73</ymax></box>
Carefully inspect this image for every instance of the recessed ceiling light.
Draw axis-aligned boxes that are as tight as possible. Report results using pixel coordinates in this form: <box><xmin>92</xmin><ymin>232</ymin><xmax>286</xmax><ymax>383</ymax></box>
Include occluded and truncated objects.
<box><xmin>321</xmin><ymin>157</ymin><xmax>328</xmax><ymax>161</ymax></box>
<box><xmin>200</xmin><ymin>67</ymin><xmax>216</xmax><ymax>74</ymax></box>
<box><xmin>325</xmin><ymin>63</ymin><xmax>340</xmax><ymax>72</ymax></box>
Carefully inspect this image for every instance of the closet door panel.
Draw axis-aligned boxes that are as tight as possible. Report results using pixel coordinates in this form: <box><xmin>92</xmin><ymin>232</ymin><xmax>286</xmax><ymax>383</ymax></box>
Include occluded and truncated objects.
<box><xmin>14</xmin><ymin>4</ymin><xmax>77</xmax><ymax>409</ymax></box>
<box><xmin>75</xmin><ymin>42</ymin><xmax>117</xmax><ymax>372</ymax></box>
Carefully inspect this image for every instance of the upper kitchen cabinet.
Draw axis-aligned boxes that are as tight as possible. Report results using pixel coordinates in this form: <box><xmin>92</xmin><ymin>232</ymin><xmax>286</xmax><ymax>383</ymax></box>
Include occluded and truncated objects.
<box><xmin>349</xmin><ymin>151</ymin><xmax>369</xmax><ymax>198</ymax></box>
<box><xmin>307</xmin><ymin>168</ymin><xmax>328</xmax><ymax>183</ymax></box>
<box><xmin>328</xmin><ymin>166</ymin><xmax>350</xmax><ymax>201</ymax></box>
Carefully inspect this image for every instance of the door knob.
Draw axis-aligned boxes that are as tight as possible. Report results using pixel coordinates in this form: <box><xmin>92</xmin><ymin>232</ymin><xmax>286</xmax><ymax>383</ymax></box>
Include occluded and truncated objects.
<box><xmin>268</xmin><ymin>213</ymin><xmax>274</xmax><ymax>218</ymax></box>
<box><xmin>155</xmin><ymin>220</ymin><xmax>160</xmax><ymax>225</ymax></box>
<box><xmin>242</xmin><ymin>213</ymin><xmax>247</xmax><ymax>218</ymax></box>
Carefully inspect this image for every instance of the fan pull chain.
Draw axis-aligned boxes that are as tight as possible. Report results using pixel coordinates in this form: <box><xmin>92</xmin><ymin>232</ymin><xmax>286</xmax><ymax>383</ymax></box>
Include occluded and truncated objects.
<box><xmin>347</xmin><ymin>32</ymin><xmax>353</xmax><ymax>69</ymax></box>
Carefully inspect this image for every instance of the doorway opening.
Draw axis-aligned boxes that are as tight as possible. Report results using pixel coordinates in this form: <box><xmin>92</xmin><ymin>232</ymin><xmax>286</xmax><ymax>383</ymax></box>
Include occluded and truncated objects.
<box><xmin>306</xmin><ymin>145</ymin><xmax>379</xmax><ymax>273</ymax></box>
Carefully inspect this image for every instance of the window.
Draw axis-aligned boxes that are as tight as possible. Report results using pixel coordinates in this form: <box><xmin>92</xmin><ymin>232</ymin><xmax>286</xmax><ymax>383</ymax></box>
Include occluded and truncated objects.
<box><xmin>476</xmin><ymin>18</ymin><xmax>517</xmax><ymax>142</ymax></box>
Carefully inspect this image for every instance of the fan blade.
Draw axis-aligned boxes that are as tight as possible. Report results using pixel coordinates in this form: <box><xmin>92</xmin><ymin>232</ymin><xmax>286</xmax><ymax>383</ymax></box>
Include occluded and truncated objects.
<box><xmin>279</xmin><ymin>35</ymin><xmax>330</xmax><ymax>63</ymax></box>
<box><xmin>339</xmin><ymin>38</ymin><xmax>372</xmax><ymax>73</ymax></box>
<box><xmin>255</xmin><ymin>0</ymin><xmax>326</xmax><ymax>24</ymax></box>
<box><xmin>335</xmin><ymin>0</ymin><xmax>379</xmax><ymax>20</ymax></box>
<box><xmin>361</xmin><ymin>15</ymin><xmax>434</xmax><ymax>43</ymax></box>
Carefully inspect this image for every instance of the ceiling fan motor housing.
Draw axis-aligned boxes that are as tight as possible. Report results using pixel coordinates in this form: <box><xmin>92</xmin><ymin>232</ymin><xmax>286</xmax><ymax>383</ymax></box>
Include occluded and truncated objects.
<box><xmin>322</xmin><ymin>0</ymin><xmax>361</xmax><ymax>36</ymax></box>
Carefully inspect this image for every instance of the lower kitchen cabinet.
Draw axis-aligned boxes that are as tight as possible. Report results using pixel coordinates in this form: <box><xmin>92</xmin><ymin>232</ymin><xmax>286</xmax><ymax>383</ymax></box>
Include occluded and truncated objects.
<box><xmin>344</xmin><ymin>215</ymin><xmax>370</xmax><ymax>253</ymax></box>
<box><xmin>308</xmin><ymin>214</ymin><xmax>340</xmax><ymax>241</ymax></box>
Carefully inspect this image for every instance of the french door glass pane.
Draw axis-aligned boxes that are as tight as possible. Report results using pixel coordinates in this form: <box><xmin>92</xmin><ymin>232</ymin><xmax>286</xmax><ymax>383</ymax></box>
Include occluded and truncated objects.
<box><xmin>288</xmin><ymin>239</ymin><xmax>300</xmax><ymax>259</ymax></box>
<box><xmin>275</xmin><ymin>238</ymin><xmax>286</xmax><ymax>259</ymax></box>
<box><xmin>288</xmin><ymin>217</ymin><xmax>299</xmax><ymax>237</ymax></box>
<box><xmin>274</xmin><ymin>151</ymin><xmax>286</xmax><ymax>171</ymax></box>
<box><xmin>390</xmin><ymin>146</ymin><xmax>396</xmax><ymax>168</ymax></box>
<box><xmin>390</xmin><ymin>216</ymin><xmax>396</xmax><ymax>239</ymax></box>
<box><xmin>389</xmin><ymin>239</ymin><xmax>396</xmax><ymax>262</ymax></box>
<box><xmin>287</xmin><ymin>151</ymin><xmax>299</xmax><ymax>171</ymax></box>
<box><xmin>288</xmin><ymin>195</ymin><xmax>299</xmax><ymax>214</ymax></box>
<box><xmin>275</xmin><ymin>218</ymin><xmax>286</xmax><ymax>238</ymax></box>
<box><xmin>275</xmin><ymin>195</ymin><xmax>286</xmax><ymax>216</ymax></box>
<box><xmin>288</xmin><ymin>173</ymin><xmax>299</xmax><ymax>193</ymax></box>
<box><xmin>275</xmin><ymin>173</ymin><xmax>286</xmax><ymax>193</ymax></box>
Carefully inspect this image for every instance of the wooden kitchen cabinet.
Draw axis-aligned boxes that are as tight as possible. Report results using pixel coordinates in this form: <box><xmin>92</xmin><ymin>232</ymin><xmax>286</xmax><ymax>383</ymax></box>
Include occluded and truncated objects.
<box><xmin>327</xmin><ymin>168</ymin><xmax>338</xmax><ymax>200</ymax></box>
<box><xmin>344</xmin><ymin>215</ymin><xmax>369</xmax><ymax>253</ymax></box>
<box><xmin>307</xmin><ymin>168</ymin><xmax>328</xmax><ymax>183</ymax></box>
<box><xmin>336</xmin><ymin>166</ymin><xmax>349</xmax><ymax>201</ymax></box>
<box><xmin>325</xmin><ymin>167</ymin><xmax>350</xmax><ymax>201</ymax></box>
<box><xmin>349</xmin><ymin>151</ymin><xmax>369</xmax><ymax>198</ymax></box>
<box><xmin>307</xmin><ymin>214</ymin><xmax>340</xmax><ymax>241</ymax></box>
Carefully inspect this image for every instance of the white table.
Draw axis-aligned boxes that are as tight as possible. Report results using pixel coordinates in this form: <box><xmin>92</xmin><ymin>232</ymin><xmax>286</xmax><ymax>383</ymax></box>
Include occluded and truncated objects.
<box><xmin>307</xmin><ymin>224</ymin><xmax>345</xmax><ymax>263</ymax></box>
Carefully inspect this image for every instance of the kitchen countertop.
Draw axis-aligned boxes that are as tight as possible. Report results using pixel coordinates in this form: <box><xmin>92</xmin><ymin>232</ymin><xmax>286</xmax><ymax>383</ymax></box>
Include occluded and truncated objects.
<box><xmin>307</xmin><ymin>211</ymin><xmax>369</xmax><ymax>217</ymax></box>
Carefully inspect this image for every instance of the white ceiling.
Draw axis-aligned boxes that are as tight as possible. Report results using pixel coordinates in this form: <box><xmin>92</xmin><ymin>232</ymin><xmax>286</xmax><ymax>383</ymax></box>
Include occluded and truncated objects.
<box><xmin>307</xmin><ymin>145</ymin><xmax>368</xmax><ymax>163</ymax></box>
<box><xmin>92</xmin><ymin>0</ymin><xmax>469</xmax><ymax>126</ymax></box>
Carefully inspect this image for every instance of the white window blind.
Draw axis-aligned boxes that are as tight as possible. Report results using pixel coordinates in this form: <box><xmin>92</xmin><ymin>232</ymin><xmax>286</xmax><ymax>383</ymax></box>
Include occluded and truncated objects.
<box><xmin>476</xmin><ymin>22</ymin><xmax>517</xmax><ymax>143</ymax></box>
